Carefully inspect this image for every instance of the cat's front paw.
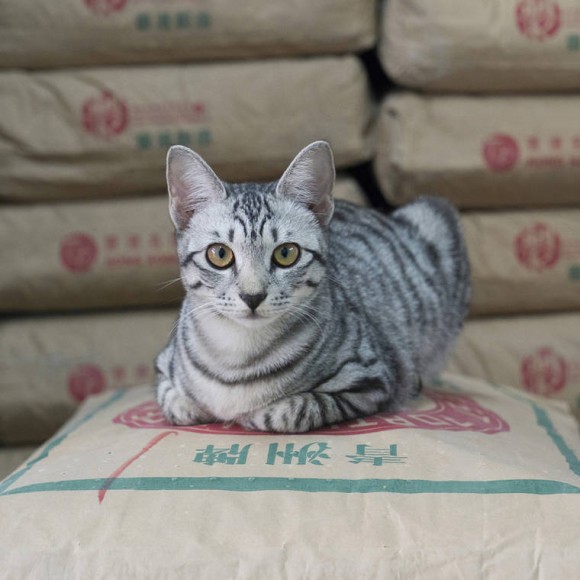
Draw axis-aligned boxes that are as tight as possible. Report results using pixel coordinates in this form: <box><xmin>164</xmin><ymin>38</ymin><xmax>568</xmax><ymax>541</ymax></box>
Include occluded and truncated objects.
<box><xmin>159</xmin><ymin>382</ymin><xmax>213</xmax><ymax>426</ymax></box>
<box><xmin>235</xmin><ymin>411</ymin><xmax>264</xmax><ymax>432</ymax></box>
<box><xmin>165</xmin><ymin>396</ymin><xmax>203</xmax><ymax>426</ymax></box>
<box><xmin>236</xmin><ymin>400</ymin><xmax>311</xmax><ymax>434</ymax></box>
<box><xmin>236</xmin><ymin>388</ymin><xmax>385</xmax><ymax>433</ymax></box>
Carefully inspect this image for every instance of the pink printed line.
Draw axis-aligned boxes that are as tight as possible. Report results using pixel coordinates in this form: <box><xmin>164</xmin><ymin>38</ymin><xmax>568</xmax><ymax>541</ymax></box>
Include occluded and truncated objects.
<box><xmin>98</xmin><ymin>430</ymin><xmax>178</xmax><ymax>504</ymax></box>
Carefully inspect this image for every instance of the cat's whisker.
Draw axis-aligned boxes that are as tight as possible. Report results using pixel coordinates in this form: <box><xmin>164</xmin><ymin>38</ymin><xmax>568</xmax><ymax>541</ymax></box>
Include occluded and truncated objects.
<box><xmin>321</xmin><ymin>272</ymin><xmax>342</xmax><ymax>289</ymax></box>
<box><xmin>193</xmin><ymin>312</ymin><xmax>215</xmax><ymax>325</ymax></box>
<box><xmin>300</xmin><ymin>302</ymin><xmax>325</xmax><ymax>318</ymax></box>
<box><xmin>156</xmin><ymin>276</ymin><xmax>184</xmax><ymax>292</ymax></box>
<box><xmin>288</xmin><ymin>303</ymin><xmax>323</xmax><ymax>333</ymax></box>
<box><xmin>168</xmin><ymin>312</ymin><xmax>187</xmax><ymax>338</ymax></box>
<box><xmin>188</xmin><ymin>304</ymin><xmax>216</xmax><ymax>321</ymax></box>
<box><xmin>167</xmin><ymin>305</ymin><xmax>199</xmax><ymax>337</ymax></box>
<box><xmin>286</xmin><ymin>308</ymin><xmax>311</xmax><ymax>331</ymax></box>
<box><xmin>174</xmin><ymin>303</ymin><xmax>217</xmax><ymax>330</ymax></box>
<box><xmin>300</xmin><ymin>306</ymin><xmax>326</xmax><ymax>332</ymax></box>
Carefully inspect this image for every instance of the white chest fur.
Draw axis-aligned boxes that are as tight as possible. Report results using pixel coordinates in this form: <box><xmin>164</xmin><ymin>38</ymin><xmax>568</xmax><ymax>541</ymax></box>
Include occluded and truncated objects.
<box><xmin>180</xmin><ymin>312</ymin><xmax>316</xmax><ymax>420</ymax></box>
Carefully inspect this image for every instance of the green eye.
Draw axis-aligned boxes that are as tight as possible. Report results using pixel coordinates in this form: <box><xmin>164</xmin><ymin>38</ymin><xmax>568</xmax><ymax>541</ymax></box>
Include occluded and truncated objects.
<box><xmin>272</xmin><ymin>243</ymin><xmax>300</xmax><ymax>268</ymax></box>
<box><xmin>206</xmin><ymin>244</ymin><xmax>235</xmax><ymax>269</ymax></box>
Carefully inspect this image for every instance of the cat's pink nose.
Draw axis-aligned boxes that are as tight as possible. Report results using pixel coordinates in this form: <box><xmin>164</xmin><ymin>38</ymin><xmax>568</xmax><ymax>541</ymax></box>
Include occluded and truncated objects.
<box><xmin>239</xmin><ymin>292</ymin><xmax>267</xmax><ymax>312</ymax></box>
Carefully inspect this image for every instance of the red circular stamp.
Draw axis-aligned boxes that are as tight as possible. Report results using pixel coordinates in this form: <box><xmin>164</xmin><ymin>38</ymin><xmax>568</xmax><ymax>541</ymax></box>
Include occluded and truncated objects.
<box><xmin>60</xmin><ymin>232</ymin><xmax>98</xmax><ymax>273</ymax></box>
<box><xmin>514</xmin><ymin>222</ymin><xmax>561</xmax><ymax>271</ymax></box>
<box><xmin>516</xmin><ymin>0</ymin><xmax>561</xmax><ymax>41</ymax></box>
<box><xmin>482</xmin><ymin>134</ymin><xmax>520</xmax><ymax>172</ymax></box>
<box><xmin>82</xmin><ymin>90</ymin><xmax>129</xmax><ymax>139</ymax></box>
<box><xmin>521</xmin><ymin>347</ymin><xmax>567</xmax><ymax>396</ymax></box>
<box><xmin>68</xmin><ymin>364</ymin><xmax>107</xmax><ymax>402</ymax></box>
<box><xmin>84</xmin><ymin>0</ymin><xmax>127</xmax><ymax>15</ymax></box>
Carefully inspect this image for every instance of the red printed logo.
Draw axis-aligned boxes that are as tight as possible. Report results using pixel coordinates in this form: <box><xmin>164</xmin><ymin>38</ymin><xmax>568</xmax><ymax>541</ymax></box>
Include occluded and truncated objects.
<box><xmin>113</xmin><ymin>389</ymin><xmax>510</xmax><ymax>436</ymax></box>
<box><xmin>516</xmin><ymin>0</ymin><xmax>561</xmax><ymax>41</ymax></box>
<box><xmin>482</xmin><ymin>134</ymin><xmax>520</xmax><ymax>172</ymax></box>
<box><xmin>521</xmin><ymin>348</ymin><xmax>568</xmax><ymax>396</ymax></box>
<box><xmin>68</xmin><ymin>364</ymin><xmax>107</xmax><ymax>402</ymax></box>
<box><xmin>84</xmin><ymin>0</ymin><xmax>127</xmax><ymax>15</ymax></box>
<box><xmin>82</xmin><ymin>90</ymin><xmax>129</xmax><ymax>139</ymax></box>
<box><xmin>514</xmin><ymin>222</ymin><xmax>561</xmax><ymax>271</ymax></box>
<box><xmin>60</xmin><ymin>233</ymin><xmax>98</xmax><ymax>273</ymax></box>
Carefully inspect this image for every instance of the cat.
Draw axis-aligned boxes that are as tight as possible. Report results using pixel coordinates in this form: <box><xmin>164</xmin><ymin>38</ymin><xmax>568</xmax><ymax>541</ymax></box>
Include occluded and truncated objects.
<box><xmin>155</xmin><ymin>141</ymin><xmax>470</xmax><ymax>433</ymax></box>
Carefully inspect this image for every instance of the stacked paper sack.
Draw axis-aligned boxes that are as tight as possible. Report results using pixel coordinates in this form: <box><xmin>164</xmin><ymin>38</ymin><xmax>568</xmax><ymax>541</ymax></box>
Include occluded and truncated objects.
<box><xmin>374</xmin><ymin>0</ymin><xmax>580</xmax><ymax>420</ymax></box>
<box><xmin>1</xmin><ymin>374</ymin><xmax>578</xmax><ymax>577</ymax></box>
<box><xmin>0</xmin><ymin>0</ymin><xmax>376</xmax><ymax>459</ymax></box>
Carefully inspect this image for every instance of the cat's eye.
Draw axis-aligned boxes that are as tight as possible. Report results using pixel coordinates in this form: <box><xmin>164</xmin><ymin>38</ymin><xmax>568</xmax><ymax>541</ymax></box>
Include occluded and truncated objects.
<box><xmin>206</xmin><ymin>244</ymin><xmax>235</xmax><ymax>269</ymax></box>
<box><xmin>272</xmin><ymin>243</ymin><xmax>300</xmax><ymax>268</ymax></box>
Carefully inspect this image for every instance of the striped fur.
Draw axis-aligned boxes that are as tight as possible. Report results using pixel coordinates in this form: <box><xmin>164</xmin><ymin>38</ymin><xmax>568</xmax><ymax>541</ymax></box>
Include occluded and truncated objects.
<box><xmin>156</xmin><ymin>142</ymin><xmax>470</xmax><ymax>433</ymax></box>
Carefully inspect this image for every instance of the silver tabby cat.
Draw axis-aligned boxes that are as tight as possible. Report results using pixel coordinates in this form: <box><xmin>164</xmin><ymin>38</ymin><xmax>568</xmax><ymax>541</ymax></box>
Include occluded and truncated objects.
<box><xmin>156</xmin><ymin>141</ymin><xmax>470</xmax><ymax>433</ymax></box>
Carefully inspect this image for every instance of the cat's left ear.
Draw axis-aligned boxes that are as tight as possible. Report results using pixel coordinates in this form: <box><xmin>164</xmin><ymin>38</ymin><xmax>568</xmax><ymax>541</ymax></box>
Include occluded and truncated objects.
<box><xmin>276</xmin><ymin>141</ymin><xmax>335</xmax><ymax>227</ymax></box>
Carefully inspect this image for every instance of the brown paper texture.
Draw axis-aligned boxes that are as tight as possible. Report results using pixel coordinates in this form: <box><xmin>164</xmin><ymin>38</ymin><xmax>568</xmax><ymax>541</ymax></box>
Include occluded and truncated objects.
<box><xmin>374</xmin><ymin>93</ymin><xmax>580</xmax><ymax>209</ymax></box>
<box><xmin>333</xmin><ymin>176</ymin><xmax>369</xmax><ymax>207</ymax></box>
<box><xmin>0</xmin><ymin>58</ymin><xmax>372</xmax><ymax>201</ymax></box>
<box><xmin>0</xmin><ymin>447</ymin><xmax>37</xmax><ymax>481</ymax></box>
<box><xmin>0</xmin><ymin>197</ymin><xmax>181</xmax><ymax>312</ymax></box>
<box><xmin>381</xmin><ymin>0</ymin><xmax>580</xmax><ymax>92</ymax></box>
<box><xmin>0</xmin><ymin>375</ymin><xmax>578</xmax><ymax>578</ymax></box>
<box><xmin>0</xmin><ymin>310</ymin><xmax>177</xmax><ymax>444</ymax></box>
<box><xmin>0</xmin><ymin>177</ymin><xmax>364</xmax><ymax>313</ymax></box>
<box><xmin>463</xmin><ymin>209</ymin><xmax>580</xmax><ymax>316</ymax></box>
<box><xmin>0</xmin><ymin>0</ymin><xmax>376</xmax><ymax>69</ymax></box>
<box><xmin>448</xmin><ymin>314</ymin><xmax>580</xmax><ymax>419</ymax></box>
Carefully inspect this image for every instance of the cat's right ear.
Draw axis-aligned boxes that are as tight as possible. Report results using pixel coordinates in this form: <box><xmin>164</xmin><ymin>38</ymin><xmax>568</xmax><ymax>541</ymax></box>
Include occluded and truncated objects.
<box><xmin>166</xmin><ymin>145</ymin><xmax>226</xmax><ymax>230</ymax></box>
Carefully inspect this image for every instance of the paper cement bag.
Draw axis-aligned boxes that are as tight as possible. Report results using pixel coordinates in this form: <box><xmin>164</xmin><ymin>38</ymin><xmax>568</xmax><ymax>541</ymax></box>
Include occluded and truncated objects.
<box><xmin>0</xmin><ymin>197</ymin><xmax>181</xmax><ymax>312</ymax></box>
<box><xmin>0</xmin><ymin>178</ymin><xmax>364</xmax><ymax>313</ymax></box>
<box><xmin>374</xmin><ymin>93</ymin><xmax>580</xmax><ymax>209</ymax></box>
<box><xmin>333</xmin><ymin>176</ymin><xmax>369</xmax><ymax>207</ymax></box>
<box><xmin>0</xmin><ymin>375</ymin><xmax>578</xmax><ymax>578</ymax></box>
<box><xmin>463</xmin><ymin>209</ymin><xmax>580</xmax><ymax>316</ymax></box>
<box><xmin>380</xmin><ymin>0</ymin><xmax>580</xmax><ymax>92</ymax></box>
<box><xmin>0</xmin><ymin>447</ymin><xmax>37</xmax><ymax>481</ymax></box>
<box><xmin>448</xmin><ymin>314</ymin><xmax>580</xmax><ymax>420</ymax></box>
<box><xmin>0</xmin><ymin>58</ymin><xmax>372</xmax><ymax>201</ymax></box>
<box><xmin>0</xmin><ymin>310</ymin><xmax>177</xmax><ymax>445</ymax></box>
<box><xmin>0</xmin><ymin>0</ymin><xmax>376</xmax><ymax>69</ymax></box>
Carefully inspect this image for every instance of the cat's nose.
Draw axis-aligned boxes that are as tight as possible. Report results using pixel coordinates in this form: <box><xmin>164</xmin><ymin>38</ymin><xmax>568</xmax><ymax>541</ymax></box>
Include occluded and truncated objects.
<box><xmin>239</xmin><ymin>292</ymin><xmax>267</xmax><ymax>312</ymax></box>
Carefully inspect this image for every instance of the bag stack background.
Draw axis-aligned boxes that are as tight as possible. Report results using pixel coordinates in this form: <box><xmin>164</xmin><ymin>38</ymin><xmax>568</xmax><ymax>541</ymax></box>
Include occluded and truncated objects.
<box><xmin>374</xmin><ymin>0</ymin><xmax>580</xmax><ymax>420</ymax></box>
<box><xmin>0</xmin><ymin>1</ymin><xmax>377</xmax><ymax>454</ymax></box>
<box><xmin>2</xmin><ymin>0</ymin><xmax>580</xmax><ymax>477</ymax></box>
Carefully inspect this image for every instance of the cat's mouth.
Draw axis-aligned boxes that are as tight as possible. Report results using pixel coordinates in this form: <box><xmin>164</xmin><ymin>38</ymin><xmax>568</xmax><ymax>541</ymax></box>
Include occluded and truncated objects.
<box><xmin>235</xmin><ymin>310</ymin><xmax>272</xmax><ymax>327</ymax></box>
<box><xmin>243</xmin><ymin>311</ymin><xmax>265</xmax><ymax>320</ymax></box>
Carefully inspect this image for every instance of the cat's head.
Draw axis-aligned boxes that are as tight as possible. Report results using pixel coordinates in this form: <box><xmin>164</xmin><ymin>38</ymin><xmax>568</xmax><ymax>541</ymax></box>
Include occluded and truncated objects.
<box><xmin>167</xmin><ymin>141</ymin><xmax>335</xmax><ymax>328</ymax></box>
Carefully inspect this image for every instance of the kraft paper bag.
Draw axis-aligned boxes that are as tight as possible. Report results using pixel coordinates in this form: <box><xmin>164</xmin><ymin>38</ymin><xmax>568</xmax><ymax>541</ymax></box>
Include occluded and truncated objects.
<box><xmin>463</xmin><ymin>209</ymin><xmax>580</xmax><ymax>316</ymax></box>
<box><xmin>0</xmin><ymin>0</ymin><xmax>376</xmax><ymax>69</ymax></box>
<box><xmin>0</xmin><ymin>178</ymin><xmax>365</xmax><ymax>312</ymax></box>
<box><xmin>0</xmin><ymin>374</ymin><xmax>578</xmax><ymax>578</ymax></box>
<box><xmin>0</xmin><ymin>447</ymin><xmax>38</xmax><ymax>481</ymax></box>
<box><xmin>0</xmin><ymin>310</ymin><xmax>177</xmax><ymax>445</ymax></box>
<box><xmin>0</xmin><ymin>58</ymin><xmax>372</xmax><ymax>200</ymax></box>
<box><xmin>449</xmin><ymin>313</ymin><xmax>580</xmax><ymax>420</ymax></box>
<box><xmin>374</xmin><ymin>93</ymin><xmax>580</xmax><ymax>209</ymax></box>
<box><xmin>381</xmin><ymin>0</ymin><xmax>580</xmax><ymax>92</ymax></box>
